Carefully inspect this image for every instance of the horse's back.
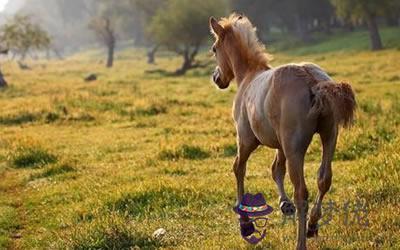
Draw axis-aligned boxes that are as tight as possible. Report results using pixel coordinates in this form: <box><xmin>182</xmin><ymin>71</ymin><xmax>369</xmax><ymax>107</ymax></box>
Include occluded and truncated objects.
<box><xmin>272</xmin><ymin>62</ymin><xmax>332</xmax><ymax>88</ymax></box>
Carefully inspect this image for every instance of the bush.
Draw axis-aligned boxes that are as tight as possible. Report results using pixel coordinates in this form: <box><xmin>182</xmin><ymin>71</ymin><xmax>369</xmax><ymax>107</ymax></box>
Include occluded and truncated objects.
<box><xmin>222</xmin><ymin>144</ymin><xmax>237</xmax><ymax>157</ymax></box>
<box><xmin>9</xmin><ymin>146</ymin><xmax>57</xmax><ymax>168</ymax></box>
<box><xmin>159</xmin><ymin>145</ymin><xmax>210</xmax><ymax>161</ymax></box>
<box><xmin>134</xmin><ymin>104</ymin><xmax>167</xmax><ymax>117</ymax></box>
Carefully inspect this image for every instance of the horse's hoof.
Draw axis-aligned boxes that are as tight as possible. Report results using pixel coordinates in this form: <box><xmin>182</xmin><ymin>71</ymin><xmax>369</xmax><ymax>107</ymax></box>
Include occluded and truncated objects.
<box><xmin>306</xmin><ymin>224</ymin><xmax>318</xmax><ymax>238</ymax></box>
<box><xmin>280</xmin><ymin>200</ymin><xmax>296</xmax><ymax>216</ymax></box>
<box><xmin>240</xmin><ymin>220</ymin><xmax>255</xmax><ymax>237</ymax></box>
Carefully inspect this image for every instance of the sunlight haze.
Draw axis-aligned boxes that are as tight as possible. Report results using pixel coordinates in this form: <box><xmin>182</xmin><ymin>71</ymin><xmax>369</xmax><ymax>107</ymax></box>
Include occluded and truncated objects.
<box><xmin>0</xmin><ymin>0</ymin><xmax>8</xmax><ymax>12</ymax></box>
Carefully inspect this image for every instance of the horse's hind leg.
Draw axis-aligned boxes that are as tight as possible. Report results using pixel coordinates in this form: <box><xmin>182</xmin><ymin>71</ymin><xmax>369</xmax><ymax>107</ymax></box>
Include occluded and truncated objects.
<box><xmin>281</xmin><ymin>131</ymin><xmax>312</xmax><ymax>250</ymax></box>
<box><xmin>271</xmin><ymin>149</ymin><xmax>296</xmax><ymax>216</ymax></box>
<box><xmin>307</xmin><ymin>120</ymin><xmax>338</xmax><ymax>238</ymax></box>
<box><xmin>286</xmin><ymin>153</ymin><xmax>309</xmax><ymax>250</ymax></box>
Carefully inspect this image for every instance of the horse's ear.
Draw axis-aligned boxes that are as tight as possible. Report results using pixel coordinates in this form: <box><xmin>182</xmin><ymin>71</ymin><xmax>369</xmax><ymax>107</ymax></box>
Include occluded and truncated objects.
<box><xmin>209</xmin><ymin>17</ymin><xmax>223</xmax><ymax>37</ymax></box>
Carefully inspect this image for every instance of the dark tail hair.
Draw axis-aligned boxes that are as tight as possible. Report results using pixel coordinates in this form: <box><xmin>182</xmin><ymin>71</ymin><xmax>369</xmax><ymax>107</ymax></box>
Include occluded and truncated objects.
<box><xmin>309</xmin><ymin>81</ymin><xmax>356</xmax><ymax>128</ymax></box>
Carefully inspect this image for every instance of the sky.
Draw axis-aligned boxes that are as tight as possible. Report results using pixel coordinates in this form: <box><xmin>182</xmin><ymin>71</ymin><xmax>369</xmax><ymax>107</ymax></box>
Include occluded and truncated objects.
<box><xmin>0</xmin><ymin>0</ymin><xmax>8</xmax><ymax>12</ymax></box>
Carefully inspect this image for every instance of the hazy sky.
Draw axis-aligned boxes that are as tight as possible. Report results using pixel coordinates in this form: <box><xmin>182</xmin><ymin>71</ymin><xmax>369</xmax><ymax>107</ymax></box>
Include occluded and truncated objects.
<box><xmin>0</xmin><ymin>0</ymin><xmax>8</xmax><ymax>12</ymax></box>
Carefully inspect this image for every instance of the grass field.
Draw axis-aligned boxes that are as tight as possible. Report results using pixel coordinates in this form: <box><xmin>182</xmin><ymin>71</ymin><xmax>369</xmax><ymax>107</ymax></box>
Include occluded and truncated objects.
<box><xmin>1</xmin><ymin>28</ymin><xmax>400</xmax><ymax>249</ymax></box>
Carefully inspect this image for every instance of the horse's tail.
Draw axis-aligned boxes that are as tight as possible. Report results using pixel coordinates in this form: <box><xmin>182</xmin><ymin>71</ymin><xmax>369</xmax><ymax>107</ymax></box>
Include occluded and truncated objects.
<box><xmin>309</xmin><ymin>81</ymin><xmax>356</xmax><ymax>128</ymax></box>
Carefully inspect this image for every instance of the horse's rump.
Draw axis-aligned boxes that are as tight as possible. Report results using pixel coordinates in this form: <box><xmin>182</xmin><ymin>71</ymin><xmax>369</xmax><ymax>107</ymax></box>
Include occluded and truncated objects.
<box><xmin>271</xmin><ymin>63</ymin><xmax>356</xmax><ymax>128</ymax></box>
<box><xmin>300</xmin><ymin>64</ymin><xmax>356</xmax><ymax>128</ymax></box>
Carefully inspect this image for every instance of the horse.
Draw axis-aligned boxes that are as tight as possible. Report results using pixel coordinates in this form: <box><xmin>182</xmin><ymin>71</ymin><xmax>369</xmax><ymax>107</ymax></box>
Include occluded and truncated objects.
<box><xmin>209</xmin><ymin>14</ymin><xmax>356</xmax><ymax>250</ymax></box>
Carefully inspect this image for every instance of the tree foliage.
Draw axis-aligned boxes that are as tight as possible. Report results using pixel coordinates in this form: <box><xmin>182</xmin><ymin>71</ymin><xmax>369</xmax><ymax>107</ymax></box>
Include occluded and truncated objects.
<box><xmin>0</xmin><ymin>14</ymin><xmax>51</xmax><ymax>59</ymax></box>
<box><xmin>331</xmin><ymin>0</ymin><xmax>398</xmax><ymax>50</ymax></box>
<box><xmin>331</xmin><ymin>0</ymin><xmax>396</xmax><ymax>21</ymax></box>
<box><xmin>232</xmin><ymin>0</ymin><xmax>335</xmax><ymax>42</ymax></box>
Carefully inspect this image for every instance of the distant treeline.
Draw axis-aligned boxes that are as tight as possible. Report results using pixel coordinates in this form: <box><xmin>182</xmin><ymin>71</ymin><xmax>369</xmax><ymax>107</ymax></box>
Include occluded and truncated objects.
<box><xmin>3</xmin><ymin>0</ymin><xmax>398</xmax><ymax>51</ymax></box>
<box><xmin>232</xmin><ymin>0</ymin><xmax>400</xmax><ymax>50</ymax></box>
<box><xmin>0</xmin><ymin>0</ymin><xmax>398</xmax><ymax>72</ymax></box>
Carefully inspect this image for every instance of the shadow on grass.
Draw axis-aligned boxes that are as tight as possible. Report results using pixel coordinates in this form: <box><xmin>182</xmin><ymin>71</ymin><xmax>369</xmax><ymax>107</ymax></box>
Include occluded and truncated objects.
<box><xmin>0</xmin><ymin>112</ymin><xmax>40</xmax><ymax>126</ymax></box>
<box><xmin>0</xmin><ymin>109</ymin><xmax>96</xmax><ymax>126</ymax></box>
<box><xmin>145</xmin><ymin>69</ymin><xmax>177</xmax><ymax>77</ymax></box>
<box><xmin>145</xmin><ymin>61</ymin><xmax>213</xmax><ymax>77</ymax></box>
<box><xmin>30</xmin><ymin>161</ymin><xmax>76</xmax><ymax>180</ymax></box>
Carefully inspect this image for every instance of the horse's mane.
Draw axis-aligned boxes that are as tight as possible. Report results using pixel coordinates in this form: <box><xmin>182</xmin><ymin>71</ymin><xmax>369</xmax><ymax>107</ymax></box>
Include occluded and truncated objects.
<box><xmin>219</xmin><ymin>13</ymin><xmax>271</xmax><ymax>69</ymax></box>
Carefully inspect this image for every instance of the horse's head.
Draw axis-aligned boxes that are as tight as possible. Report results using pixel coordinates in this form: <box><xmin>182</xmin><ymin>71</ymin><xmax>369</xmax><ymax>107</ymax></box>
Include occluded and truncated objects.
<box><xmin>209</xmin><ymin>17</ymin><xmax>235</xmax><ymax>89</ymax></box>
<box><xmin>209</xmin><ymin>14</ymin><xmax>271</xmax><ymax>89</ymax></box>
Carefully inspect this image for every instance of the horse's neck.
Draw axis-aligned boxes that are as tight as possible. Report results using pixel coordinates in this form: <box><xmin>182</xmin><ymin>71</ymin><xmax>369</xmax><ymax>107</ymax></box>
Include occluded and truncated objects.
<box><xmin>233</xmin><ymin>69</ymin><xmax>272</xmax><ymax>122</ymax></box>
<box><xmin>230</xmin><ymin>49</ymin><xmax>270</xmax><ymax>86</ymax></box>
<box><xmin>238</xmin><ymin>68</ymin><xmax>270</xmax><ymax>89</ymax></box>
<box><xmin>232</xmin><ymin>60</ymin><xmax>248</xmax><ymax>85</ymax></box>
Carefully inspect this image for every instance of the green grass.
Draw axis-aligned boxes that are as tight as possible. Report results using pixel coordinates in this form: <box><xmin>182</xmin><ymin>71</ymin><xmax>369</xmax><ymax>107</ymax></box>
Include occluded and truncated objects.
<box><xmin>0</xmin><ymin>206</ymin><xmax>20</xmax><ymax>249</ymax></box>
<box><xmin>58</xmin><ymin>213</ymin><xmax>165</xmax><ymax>249</ymax></box>
<box><xmin>0</xmin><ymin>28</ymin><xmax>400</xmax><ymax>249</ymax></box>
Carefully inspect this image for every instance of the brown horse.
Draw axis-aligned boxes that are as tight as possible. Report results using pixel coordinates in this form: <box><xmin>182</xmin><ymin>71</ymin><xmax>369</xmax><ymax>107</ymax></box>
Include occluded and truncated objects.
<box><xmin>209</xmin><ymin>14</ymin><xmax>356</xmax><ymax>250</ymax></box>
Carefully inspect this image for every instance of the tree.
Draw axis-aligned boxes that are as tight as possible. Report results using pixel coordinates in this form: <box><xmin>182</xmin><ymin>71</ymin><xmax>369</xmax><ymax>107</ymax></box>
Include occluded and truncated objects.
<box><xmin>88</xmin><ymin>0</ymin><xmax>149</xmax><ymax>68</ymax></box>
<box><xmin>0</xmin><ymin>14</ymin><xmax>51</xmax><ymax>60</ymax></box>
<box><xmin>148</xmin><ymin>0</ymin><xmax>227</xmax><ymax>75</ymax></box>
<box><xmin>331</xmin><ymin>0</ymin><xmax>397</xmax><ymax>50</ymax></box>
<box><xmin>89</xmin><ymin>17</ymin><xmax>116</xmax><ymax>68</ymax></box>
<box><xmin>131</xmin><ymin>0</ymin><xmax>165</xmax><ymax>64</ymax></box>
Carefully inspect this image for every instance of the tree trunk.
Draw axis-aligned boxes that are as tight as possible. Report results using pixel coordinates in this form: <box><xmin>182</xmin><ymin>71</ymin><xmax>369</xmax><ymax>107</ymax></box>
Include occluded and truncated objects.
<box><xmin>21</xmin><ymin>51</ymin><xmax>28</xmax><ymax>61</ymax></box>
<box><xmin>147</xmin><ymin>45</ymin><xmax>159</xmax><ymax>64</ymax></box>
<box><xmin>366</xmin><ymin>14</ymin><xmax>383</xmax><ymax>51</ymax></box>
<box><xmin>344</xmin><ymin>21</ymin><xmax>354</xmax><ymax>32</ymax></box>
<box><xmin>175</xmin><ymin>45</ymin><xmax>199</xmax><ymax>75</ymax></box>
<box><xmin>0</xmin><ymin>69</ymin><xmax>7</xmax><ymax>88</ymax></box>
<box><xmin>106</xmin><ymin>43</ymin><xmax>114</xmax><ymax>68</ymax></box>
<box><xmin>53</xmin><ymin>48</ymin><xmax>64</xmax><ymax>60</ymax></box>
<box><xmin>295</xmin><ymin>15</ymin><xmax>311</xmax><ymax>43</ymax></box>
<box><xmin>175</xmin><ymin>50</ymin><xmax>191</xmax><ymax>75</ymax></box>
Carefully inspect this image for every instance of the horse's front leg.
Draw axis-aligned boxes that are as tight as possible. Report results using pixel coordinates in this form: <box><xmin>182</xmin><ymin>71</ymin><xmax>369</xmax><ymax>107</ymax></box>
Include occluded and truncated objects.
<box><xmin>233</xmin><ymin>135</ymin><xmax>259</xmax><ymax>235</ymax></box>
<box><xmin>233</xmin><ymin>135</ymin><xmax>259</xmax><ymax>205</ymax></box>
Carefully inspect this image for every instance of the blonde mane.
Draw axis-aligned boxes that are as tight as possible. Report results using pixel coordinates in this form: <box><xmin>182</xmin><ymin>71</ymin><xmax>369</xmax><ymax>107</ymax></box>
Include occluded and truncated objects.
<box><xmin>219</xmin><ymin>14</ymin><xmax>271</xmax><ymax>69</ymax></box>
